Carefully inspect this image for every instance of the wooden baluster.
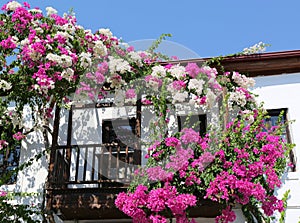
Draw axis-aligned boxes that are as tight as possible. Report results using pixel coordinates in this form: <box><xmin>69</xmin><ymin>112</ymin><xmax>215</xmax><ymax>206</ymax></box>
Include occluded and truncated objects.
<box><xmin>91</xmin><ymin>146</ymin><xmax>96</xmax><ymax>181</ymax></box>
<box><xmin>108</xmin><ymin>146</ymin><xmax>112</xmax><ymax>179</ymax></box>
<box><xmin>116</xmin><ymin>146</ymin><xmax>120</xmax><ymax>180</ymax></box>
<box><xmin>83</xmin><ymin>146</ymin><xmax>88</xmax><ymax>182</ymax></box>
<box><xmin>75</xmin><ymin>146</ymin><xmax>80</xmax><ymax>182</ymax></box>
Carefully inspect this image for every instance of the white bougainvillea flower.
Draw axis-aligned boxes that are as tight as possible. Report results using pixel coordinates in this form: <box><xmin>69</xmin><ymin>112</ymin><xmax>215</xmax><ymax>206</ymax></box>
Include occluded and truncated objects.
<box><xmin>46</xmin><ymin>6</ymin><xmax>58</xmax><ymax>16</ymax></box>
<box><xmin>0</xmin><ymin>80</ymin><xmax>12</xmax><ymax>91</ymax></box>
<box><xmin>188</xmin><ymin>79</ymin><xmax>205</xmax><ymax>95</ymax></box>
<box><xmin>93</xmin><ymin>40</ymin><xmax>108</xmax><ymax>57</ymax></box>
<box><xmin>151</xmin><ymin>65</ymin><xmax>166</xmax><ymax>78</ymax></box>
<box><xmin>98</xmin><ymin>28</ymin><xmax>113</xmax><ymax>38</ymax></box>
<box><xmin>5</xmin><ymin>1</ymin><xmax>22</xmax><ymax>11</ymax></box>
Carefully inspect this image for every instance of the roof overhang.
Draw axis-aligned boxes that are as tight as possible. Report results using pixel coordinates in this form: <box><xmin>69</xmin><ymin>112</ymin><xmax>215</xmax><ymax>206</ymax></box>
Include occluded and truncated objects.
<box><xmin>165</xmin><ymin>50</ymin><xmax>300</xmax><ymax>77</ymax></box>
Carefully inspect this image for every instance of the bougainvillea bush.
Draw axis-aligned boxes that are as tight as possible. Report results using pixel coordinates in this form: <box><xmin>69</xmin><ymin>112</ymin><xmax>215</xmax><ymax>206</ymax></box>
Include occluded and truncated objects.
<box><xmin>115</xmin><ymin>70</ymin><xmax>293</xmax><ymax>223</ymax></box>
<box><xmin>0</xmin><ymin>1</ymin><xmax>293</xmax><ymax>223</ymax></box>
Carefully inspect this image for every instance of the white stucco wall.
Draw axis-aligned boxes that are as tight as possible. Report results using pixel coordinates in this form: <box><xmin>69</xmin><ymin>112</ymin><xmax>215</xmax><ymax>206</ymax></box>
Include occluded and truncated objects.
<box><xmin>0</xmin><ymin>106</ymin><xmax>49</xmax><ymax>222</ymax></box>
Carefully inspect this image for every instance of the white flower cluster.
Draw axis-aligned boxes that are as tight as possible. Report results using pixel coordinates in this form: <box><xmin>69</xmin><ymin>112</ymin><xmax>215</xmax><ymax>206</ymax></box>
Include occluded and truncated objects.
<box><xmin>20</xmin><ymin>38</ymin><xmax>29</xmax><ymax>46</ymax></box>
<box><xmin>232</xmin><ymin>72</ymin><xmax>255</xmax><ymax>88</ymax></box>
<box><xmin>98</xmin><ymin>28</ymin><xmax>113</xmax><ymax>38</ymax></box>
<box><xmin>3</xmin><ymin>109</ymin><xmax>22</xmax><ymax>128</ymax></box>
<box><xmin>108</xmin><ymin>74</ymin><xmax>126</xmax><ymax>89</ymax></box>
<box><xmin>11</xmin><ymin>36</ymin><xmax>19</xmax><ymax>44</ymax></box>
<box><xmin>242</xmin><ymin>42</ymin><xmax>268</xmax><ymax>55</ymax></box>
<box><xmin>46</xmin><ymin>6</ymin><xmax>58</xmax><ymax>16</ymax></box>
<box><xmin>60</xmin><ymin>55</ymin><xmax>73</xmax><ymax>67</ymax></box>
<box><xmin>169</xmin><ymin>65</ymin><xmax>186</xmax><ymax>79</ymax></box>
<box><xmin>228</xmin><ymin>90</ymin><xmax>247</xmax><ymax>109</ymax></box>
<box><xmin>188</xmin><ymin>79</ymin><xmax>205</xmax><ymax>95</ymax></box>
<box><xmin>172</xmin><ymin>92</ymin><xmax>188</xmax><ymax>104</ymax></box>
<box><xmin>61</xmin><ymin>68</ymin><xmax>74</xmax><ymax>81</ymax></box>
<box><xmin>5</xmin><ymin>1</ymin><xmax>21</xmax><ymax>11</ymax></box>
<box><xmin>79</xmin><ymin>52</ymin><xmax>92</xmax><ymax>68</ymax></box>
<box><xmin>108</xmin><ymin>56</ymin><xmax>131</xmax><ymax>74</ymax></box>
<box><xmin>151</xmin><ymin>65</ymin><xmax>166</xmax><ymax>77</ymax></box>
<box><xmin>46</xmin><ymin>53</ymin><xmax>73</xmax><ymax>68</ymax></box>
<box><xmin>0</xmin><ymin>80</ymin><xmax>12</xmax><ymax>91</ymax></box>
<box><xmin>93</xmin><ymin>40</ymin><xmax>107</xmax><ymax>57</ymax></box>
<box><xmin>28</xmin><ymin>8</ymin><xmax>42</xmax><ymax>14</ymax></box>
<box><xmin>61</xmin><ymin>23</ymin><xmax>76</xmax><ymax>33</ymax></box>
<box><xmin>166</xmin><ymin>83</ymin><xmax>177</xmax><ymax>94</ymax></box>
<box><xmin>128</xmin><ymin>51</ymin><xmax>143</xmax><ymax>67</ymax></box>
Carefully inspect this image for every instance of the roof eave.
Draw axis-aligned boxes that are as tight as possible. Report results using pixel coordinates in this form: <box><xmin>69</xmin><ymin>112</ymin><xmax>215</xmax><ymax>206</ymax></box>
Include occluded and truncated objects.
<box><xmin>164</xmin><ymin>50</ymin><xmax>300</xmax><ymax>77</ymax></box>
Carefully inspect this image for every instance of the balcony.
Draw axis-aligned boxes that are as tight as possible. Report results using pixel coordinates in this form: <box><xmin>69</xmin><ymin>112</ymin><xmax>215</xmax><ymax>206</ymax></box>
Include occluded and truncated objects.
<box><xmin>46</xmin><ymin>104</ymin><xmax>222</xmax><ymax>221</ymax></box>
<box><xmin>47</xmin><ymin>143</ymin><xmax>140</xmax><ymax>220</ymax></box>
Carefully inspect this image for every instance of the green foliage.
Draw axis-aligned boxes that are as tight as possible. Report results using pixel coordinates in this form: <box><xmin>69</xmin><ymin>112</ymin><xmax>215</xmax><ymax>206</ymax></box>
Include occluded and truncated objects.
<box><xmin>0</xmin><ymin>194</ymin><xmax>40</xmax><ymax>223</ymax></box>
<box><xmin>279</xmin><ymin>190</ymin><xmax>290</xmax><ymax>223</ymax></box>
<box><xmin>147</xmin><ymin>33</ymin><xmax>172</xmax><ymax>60</ymax></box>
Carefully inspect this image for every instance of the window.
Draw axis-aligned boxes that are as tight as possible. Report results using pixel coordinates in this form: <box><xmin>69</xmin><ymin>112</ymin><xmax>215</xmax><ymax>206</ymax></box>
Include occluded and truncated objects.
<box><xmin>0</xmin><ymin>145</ymin><xmax>21</xmax><ymax>184</ymax></box>
<box><xmin>102</xmin><ymin>117</ymin><xmax>137</xmax><ymax>147</ymax></box>
<box><xmin>177</xmin><ymin>114</ymin><xmax>207</xmax><ymax>136</ymax></box>
<box><xmin>101</xmin><ymin>117</ymin><xmax>139</xmax><ymax>180</ymax></box>
<box><xmin>265</xmin><ymin>108</ymin><xmax>296</xmax><ymax>171</ymax></box>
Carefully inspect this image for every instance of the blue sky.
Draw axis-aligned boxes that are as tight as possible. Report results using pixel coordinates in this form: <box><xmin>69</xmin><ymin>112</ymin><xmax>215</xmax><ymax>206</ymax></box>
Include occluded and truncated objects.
<box><xmin>3</xmin><ymin>0</ymin><xmax>300</xmax><ymax>58</ymax></box>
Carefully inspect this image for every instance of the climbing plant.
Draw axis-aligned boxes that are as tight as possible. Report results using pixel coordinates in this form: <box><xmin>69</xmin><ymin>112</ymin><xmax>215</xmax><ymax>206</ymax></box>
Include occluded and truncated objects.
<box><xmin>0</xmin><ymin>1</ymin><xmax>292</xmax><ymax>222</ymax></box>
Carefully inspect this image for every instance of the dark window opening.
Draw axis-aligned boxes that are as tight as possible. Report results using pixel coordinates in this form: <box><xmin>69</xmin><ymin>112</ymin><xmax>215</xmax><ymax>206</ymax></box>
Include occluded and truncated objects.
<box><xmin>101</xmin><ymin>117</ymin><xmax>139</xmax><ymax>180</ymax></box>
<box><xmin>0</xmin><ymin>145</ymin><xmax>21</xmax><ymax>184</ymax></box>
<box><xmin>177</xmin><ymin>114</ymin><xmax>207</xmax><ymax>137</ymax></box>
<box><xmin>265</xmin><ymin>108</ymin><xmax>296</xmax><ymax>172</ymax></box>
<box><xmin>102</xmin><ymin>117</ymin><xmax>137</xmax><ymax>147</ymax></box>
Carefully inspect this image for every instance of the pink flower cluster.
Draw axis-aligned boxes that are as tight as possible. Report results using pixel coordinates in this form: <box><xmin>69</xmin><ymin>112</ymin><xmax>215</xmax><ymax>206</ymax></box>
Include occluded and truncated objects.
<box><xmin>165</xmin><ymin>148</ymin><xmax>194</xmax><ymax>172</ymax></box>
<box><xmin>205</xmin><ymin>171</ymin><xmax>266</xmax><ymax>205</ymax></box>
<box><xmin>204</xmin><ymin>113</ymin><xmax>287</xmax><ymax>221</ymax></box>
<box><xmin>0</xmin><ymin>1</ymin><xmax>124</xmax><ymax>104</ymax></box>
<box><xmin>0</xmin><ymin>139</ymin><xmax>8</xmax><ymax>150</ymax></box>
<box><xmin>191</xmin><ymin>151</ymin><xmax>215</xmax><ymax>172</ymax></box>
<box><xmin>13</xmin><ymin>131</ymin><xmax>25</xmax><ymax>141</ymax></box>
<box><xmin>0</xmin><ymin>36</ymin><xmax>17</xmax><ymax>49</ymax></box>
<box><xmin>115</xmin><ymin>184</ymin><xmax>197</xmax><ymax>223</ymax></box>
<box><xmin>125</xmin><ymin>89</ymin><xmax>136</xmax><ymax>99</ymax></box>
<box><xmin>146</xmin><ymin>166</ymin><xmax>174</xmax><ymax>182</ymax></box>
<box><xmin>215</xmin><ymin>206</ymin><xmax>236</xmax><ymax>223</ymax></box>
<box><xmin>262</xmin><ymin>195</ymin><xmax>284</xmax><ymax>216</ymax></box>
<box><xmin>171</xmin><ymin>80</ymin><xmax>186</xmax><ymax>90</ymax></box>
<box><xmin>180</xmin><ymin>128</ymin><xmax>200</xmax><ymax>144</ymax></box>
<box><xmin>185</xmin><ymin>63</ymin><xmax>200</xmax><ymax>78</ymax></box>
<box><xmin>165</xmin><ymin>136</ymin><xmax>181</xmax><ymax>148</ymax></box>
<box><xmin>0</xmin><ymin>190</ymin><xmax>7</xmax><ymax>197</ymax></box>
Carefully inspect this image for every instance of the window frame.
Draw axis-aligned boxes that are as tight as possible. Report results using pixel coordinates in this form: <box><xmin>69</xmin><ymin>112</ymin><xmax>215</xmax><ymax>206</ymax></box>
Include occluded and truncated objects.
<box><xmin>177</xmin><ymin>114</ymin><xmax>207</xmax><ymax>137</ymax></box>
<box><xmin>266</xmin><ymin>108</ymin><xmax>296</xmax><ymax>172</ymax></box>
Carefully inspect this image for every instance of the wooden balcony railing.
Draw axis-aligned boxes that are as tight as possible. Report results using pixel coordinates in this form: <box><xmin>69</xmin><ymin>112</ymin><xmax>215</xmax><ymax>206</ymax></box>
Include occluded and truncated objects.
<box><xmin>46</xmin><ymin>143</ymin><xmax>141</xmax><ymax>220</ymax></box>
<box><xmin>50</xmin><ymin>143</ymin><xmax>140</xmax><ymax>188</ymax></box>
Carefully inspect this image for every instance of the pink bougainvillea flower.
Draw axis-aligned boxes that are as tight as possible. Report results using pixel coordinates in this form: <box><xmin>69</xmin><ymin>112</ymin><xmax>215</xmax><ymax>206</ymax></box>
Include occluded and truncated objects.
<box><xmin>13</xmin><ymin>132</ymin><xmax>26</xmax><ymax>141</ymax></box>
<box><xmin>0</xmin><ymin>190</ymin><xmax>7</xmax><ymax>197</ymax></box>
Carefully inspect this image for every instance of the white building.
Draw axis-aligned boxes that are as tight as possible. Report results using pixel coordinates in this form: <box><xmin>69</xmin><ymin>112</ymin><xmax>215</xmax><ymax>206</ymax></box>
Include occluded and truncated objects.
<box><xmin>1</xmin><ymin>50</ymin><xmax>300</xmax><ymax>223</ymax></box>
